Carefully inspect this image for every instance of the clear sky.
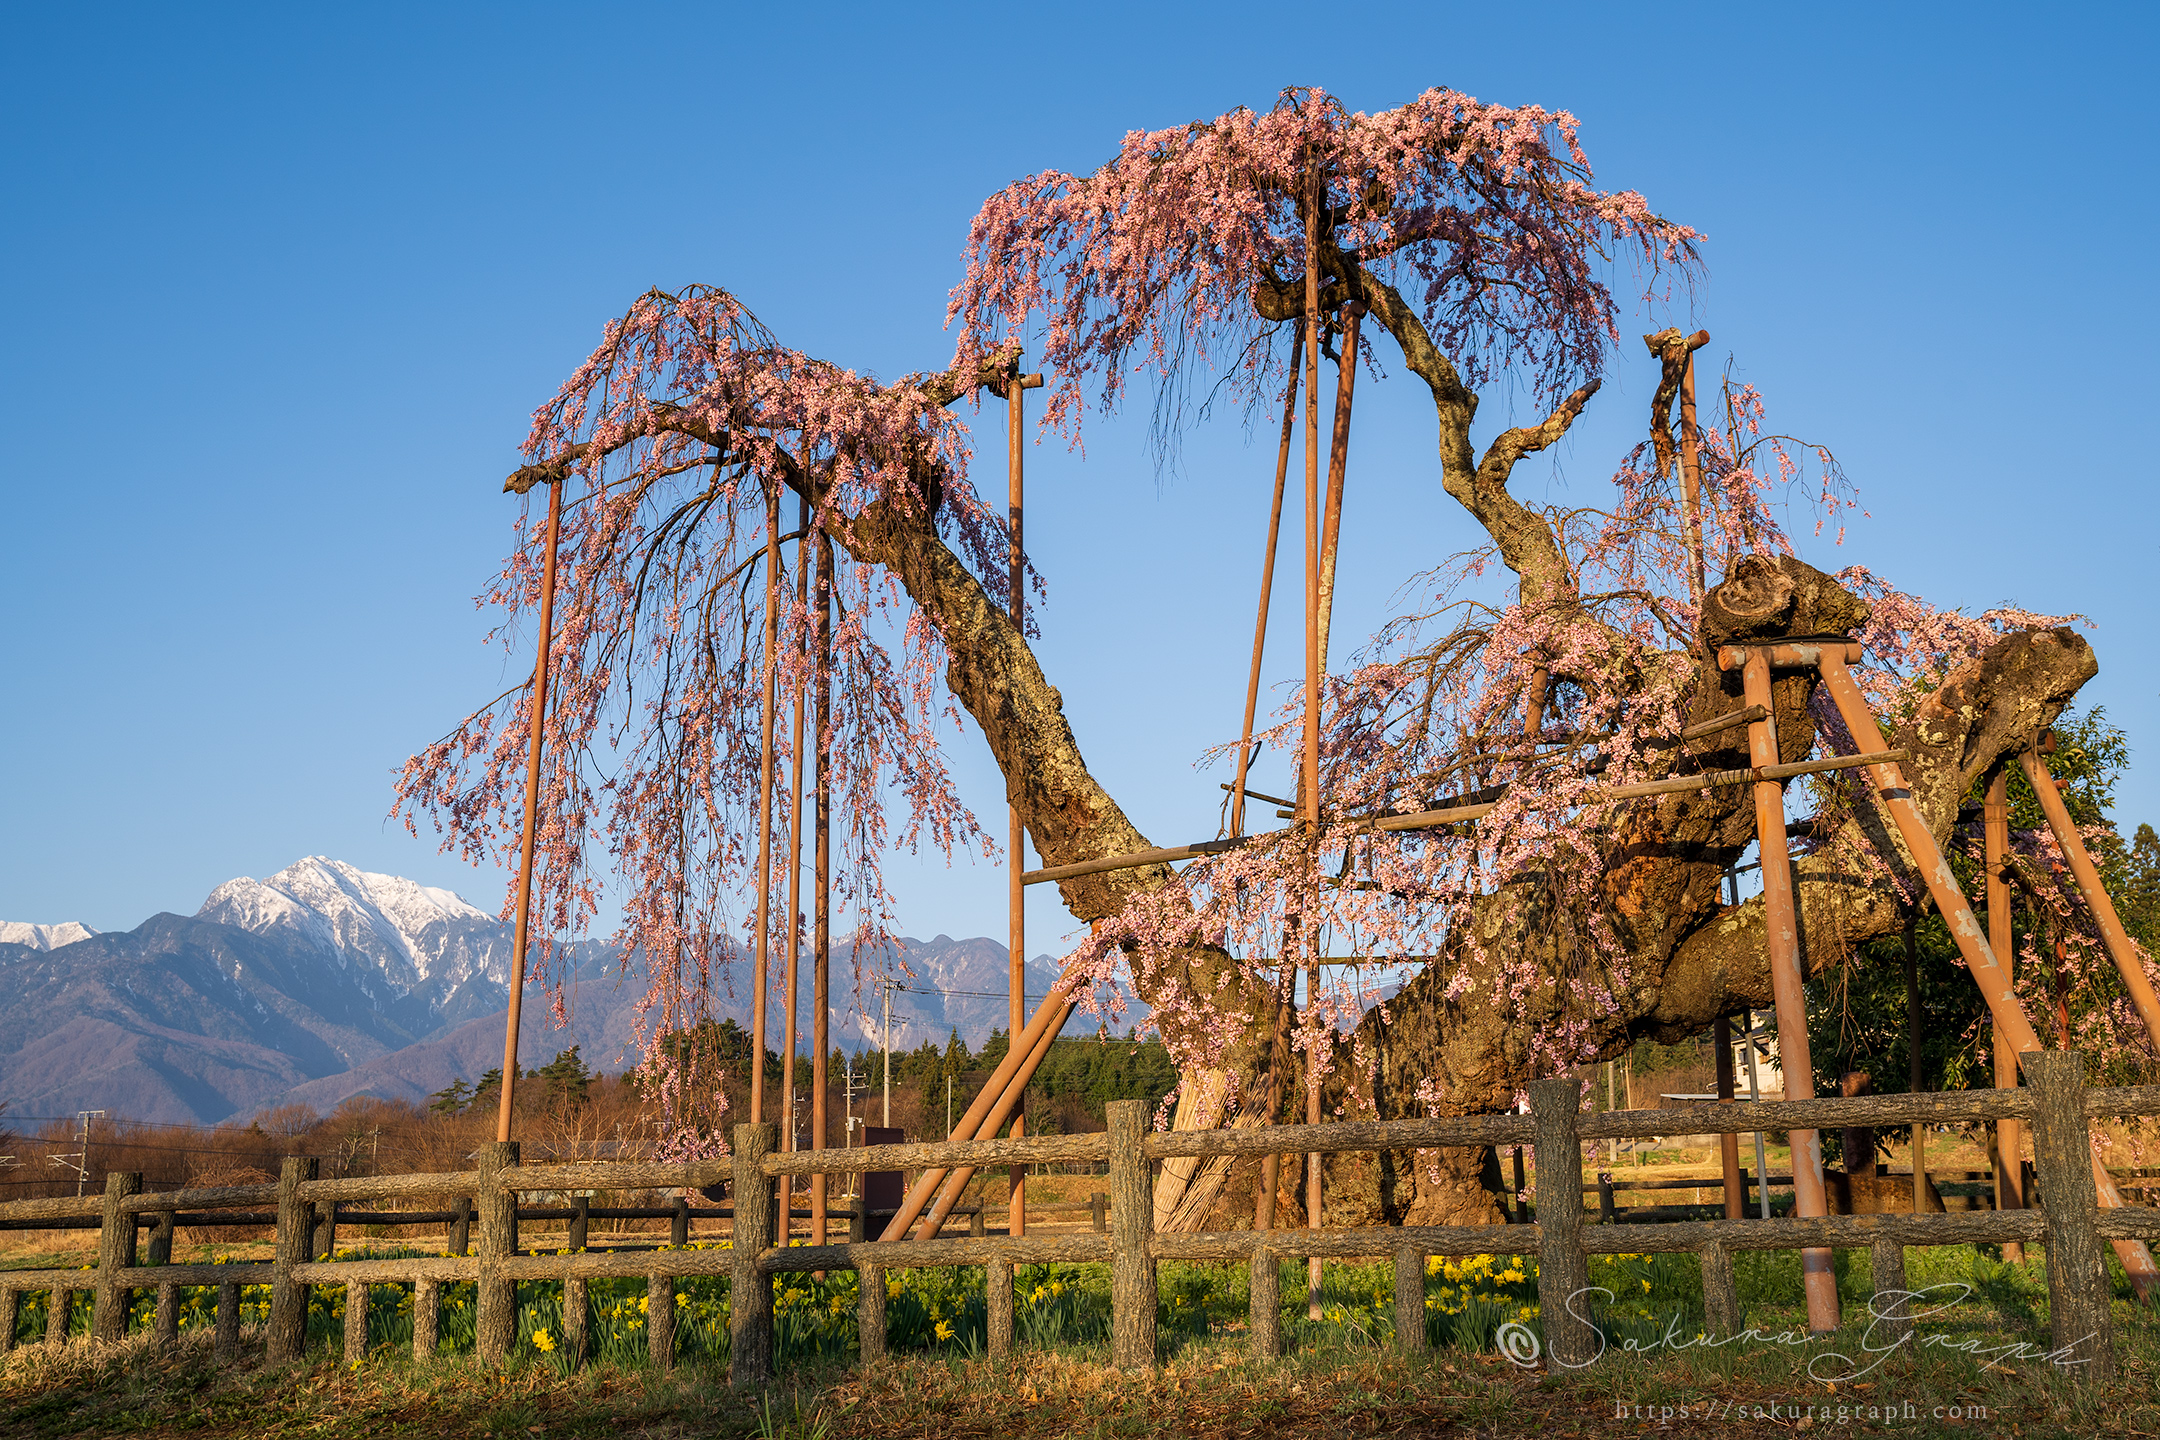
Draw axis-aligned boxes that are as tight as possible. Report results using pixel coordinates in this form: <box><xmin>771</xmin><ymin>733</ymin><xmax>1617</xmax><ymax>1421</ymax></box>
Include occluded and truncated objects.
<box><xmin>4</xmin><ymin>3</ymin><xmax>2155</xmax><ymax>958</ymax></box>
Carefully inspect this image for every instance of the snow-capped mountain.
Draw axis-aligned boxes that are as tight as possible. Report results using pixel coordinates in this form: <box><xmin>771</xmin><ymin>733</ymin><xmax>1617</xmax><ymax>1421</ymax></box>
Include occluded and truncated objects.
<box><xmin>0</xmin><ymin>920</ymin><xmax>98</xmax><ymax>950</ymax></box>
<box><xmin>196</xmin><ymin>857</ymin><xmax>534</xmax><ymax>1028</ymax></box>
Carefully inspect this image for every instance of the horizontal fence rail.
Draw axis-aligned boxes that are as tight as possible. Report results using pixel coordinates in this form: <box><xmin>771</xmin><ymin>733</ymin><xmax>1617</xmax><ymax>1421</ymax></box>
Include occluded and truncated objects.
<box><xmin>0</xmin><ymin>1065</ymin><xmax>2152</xmax><ymax>1387</ymax></box>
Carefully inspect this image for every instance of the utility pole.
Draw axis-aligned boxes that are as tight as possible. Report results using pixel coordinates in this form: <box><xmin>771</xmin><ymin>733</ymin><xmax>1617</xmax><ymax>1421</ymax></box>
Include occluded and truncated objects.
<box><xmin>69</xmin><ymin>1110</ymin><xmax>103</xmax><ymax>1198</ymax></box>
<box><xmin>881</xmin><ymin>977</ymin><xmax>893</xmax><ymax>1127</ymax></box>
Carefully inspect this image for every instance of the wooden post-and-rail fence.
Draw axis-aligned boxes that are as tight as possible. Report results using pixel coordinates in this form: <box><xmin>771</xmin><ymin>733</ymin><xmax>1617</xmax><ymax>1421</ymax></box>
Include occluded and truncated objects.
<box><xmin>3</xmin><ymin>1068</ymin><xmax>2157</xmax><ymax>1386</ymax></box>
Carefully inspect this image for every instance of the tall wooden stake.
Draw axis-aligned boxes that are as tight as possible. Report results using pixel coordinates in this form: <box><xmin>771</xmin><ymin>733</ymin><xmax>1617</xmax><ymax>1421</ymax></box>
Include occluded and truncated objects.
<box><xmin>1299</xmin><ymin>166</ymin><xmax>1324</xmax><ymax>1319</ymax></box>
<box><xmin>1007</xmin><ymin>367</ymin><xmax>1042</xmax><ymax>1239</ymax></box>
<box><xmin>811</xmin><ymin>526</ymin><xmax>832</xmax><ymax>1248</ymax></box>
<box><xmin>780</xmin><ymin>496</ymin><xmax>809</xmax><ymax>1227</ymax></box>
<box><xmin>1230</xmin><ymin>338</ymin><xmax>1301</xmax><ymax>840</ymax></box>
<box><xmin>750</xmin><ymin>483</ymin><xmax>781</xmax><ymax>1127</ymax></box>
<box><xmin>1739</xmin><ymin>649</ymin><xmax>1839</xmax><ymax>1333</ymax></box>
<box><xmin>496</xmin><ymin>473</ymin><xmax>565</xmax><ymax>1143</ymax></box>
<box><xmin>1985</xmin><ymin>765</ymin><xmax>2025</xmax><ymax>1259</ymax></box>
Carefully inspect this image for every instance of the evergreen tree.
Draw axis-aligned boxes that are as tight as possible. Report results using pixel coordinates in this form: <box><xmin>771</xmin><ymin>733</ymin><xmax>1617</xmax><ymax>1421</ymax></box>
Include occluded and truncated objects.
<box><xmin>427</xmin><ymin>1077</ymin><xmax>474</xmax><ymax>1115</ymax></box>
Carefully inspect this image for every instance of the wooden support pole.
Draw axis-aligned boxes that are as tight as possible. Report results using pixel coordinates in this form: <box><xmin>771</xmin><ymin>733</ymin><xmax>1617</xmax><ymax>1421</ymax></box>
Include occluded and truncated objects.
<box><xmin>729</xmin><ymin>1121</ymin><xmax>777</xmax><ymax>1389</ymax></box>
<box><xmin>92</xmin><ymin>1169</ymin><xmax>142</xmax><ymax>1342</ymax></box>
<box><xmin>1299</xmin><ymin>166</ymin><xmax>1322</xmax><ymax>832</ymax></box>
<box><xmin>1393</xmin><ymin>1245</ymin><xmax>1425</xmax><ymax>1353</ymax></box>
<box><xmin>1813</xmin><ymin>650</ymin><xmax>2160</xmax><ymax>1299</ymax></box>
<box><xmin>1107</xmin><ymin>1099</ymin><xmax>1156</xmax><ymax>1371</ymax></box>
<box><xmin>1229</xmin><ymin>336</ymin><xmax>1300</xmax><ymax>840</ymax></box>
<box><xmin>412</xmin><ymin>1278</ymin><xmax>438</xmax><ymax>1360</ymax></box>
<box><xmin>2023</xmin><ymin>1051</ymin><xmax>2114</xmax><ymax>1382</ymax></box>
<box><xmin>496</xmin><ymin>469</ymin><xmax>565</xmax><ymax>1143</ymax></box>
<box><xmin>1700</xmin><ymin>1239</ymin><xmax>1740</xmax><ymax>1336</ymax></box>
<box><xmin>879</xmin><ymin>986</ymin><xmax>1077</xmax><ymax>1240</ymax></box>
<box><xmin>781</xmin><ymin>491</ymin><xmax>810</xmax><ymax>1216</ymax></box>
<box><xmin>812</xmin><ymin>527</ymin><xmax>832</xmax><ymax>1250</ymax></box>
<box><xmin>268</xmin><ymin>1155</ymin><xmax>317</xmax><ymax>1363</ymax></box>
<box><xmin>1006</xmin><ymin>369</ymin><xmax>1042</xmax><ymax>1245</ymax></box>
<box><xmin>750</xmin><ymin>481</ymin><xmax>782</xmax><ymax>1127</ymax></box>
<box><xmin>1739</xmin><ymin>649</ymin><xmax>1840</xmax><ymax>1333</ymax></box>
<box><xmin>475</xmin><ymin>1140</ymin><xmax>519</xmax><ymax>1365</ymax></box>
<box><xmin>1714</xmin><ymin>1017</ymin><xmax>1743</xmax><ymax>1219</ymax></box>
<box><xmin>2020</xmin><ymin>749</ymin><xmax>2160</xmax><ymax>1049</ymax></box>
<box><xmin>1986</xmin><ymin>766</ymin><xmax>2026</xmax><ymax>1260</ymax></box>
<box><xmin>1529</xmin><ymin>1078</ymin><xmax>1592</xmax><ymax>1366</ymax></box>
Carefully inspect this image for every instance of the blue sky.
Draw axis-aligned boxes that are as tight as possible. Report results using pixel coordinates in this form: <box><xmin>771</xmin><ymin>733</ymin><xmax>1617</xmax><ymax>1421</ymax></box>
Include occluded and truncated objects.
<box><xmin>3</xmin><ymin>3</ymin><xmax>2155</xmax><ymax>958</ymax></box>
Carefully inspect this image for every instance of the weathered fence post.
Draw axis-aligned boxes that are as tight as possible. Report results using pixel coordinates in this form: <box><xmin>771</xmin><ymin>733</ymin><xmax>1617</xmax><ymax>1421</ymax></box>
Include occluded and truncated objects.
<box><xmin>1597</xmin><ymin>1172</ymin><xmax>1616</xmax><ymax>1225</ymax></box>
<box><xmin>1248</xmin><ymin>1247</ymin><xmax>1280</xmax><ymax>1360</ymax></box>
<box><xmin>450</xmin><ymin>1195</ymin><xmax>471</xmax><ymax>1257</ymax></box>
<box><xmin>670</xmin><ymin>1195</ymin><xmax>690</xmax><ymax>1248</ymax></box>
<box><xmin>412</xmin><ymin>1278</ymin><xmax>438</xmax><ymax>1359</ymax></box>
<box><xmin>92</xmin><ymin>1170</ymin><xmax>143</xmax><ymax>1342</ymax></box>
<box><xmin>1867</xmin><ymin>1236</ymin><xmax>1909</xmax><ymax>1346</ymax></box>
<box><xmin>728</xmin><ymin>1121</ymin><xmax>776</xmax><ymax>1389</ymax></box>
<box><xmin>149</xmin><ymin>1207</ymin><xmax>178</xmax><ymax>1348</ymax></box>
<box><xmin>569</xmin><ymin>1195</ymin><xmax>589</xmax><ymax>1252</ymax></box>
<box><xmin>214</xmin><ymin>1282</ymin><xmax>240</xmax><ymax>1357</ymax></box>
<box><xmin>562</xmin><ymin>1277</ymin><xmax>587</xmax><ymax>1368</ymax></box>
<box><xmin>1393</xmin><ymin>1246</ymin><xmax>1426</xmax><ymax>1354</ymax></box>
<box><xmin>2022</xmin><ymin>1050</ymin><xmax>2114</xmax><ymax>1383</ymax></box>
<box><xmin>1091</xmin><ymin>1191</ymin><xmax>1106</xmax><ymax>1233</ymax></box>
<box><xmin>154</xmin><ymin>1283</ymin><xmax>178</xmax><ymax>1346</ymax></box>
<box><xmin>343</xmin><ymin>1278</ymin><xmax>369</xmax><ymax>1365</ymax></box>
<box><xmin>0</xmin><ymin>1286</ymin><xmax>18</xmax><ymax>1354</ymax></box>
<box><xmin>1106</xmin><ymin>1099</ymin><xmax>1156</xmax><ymax>1371</ymax></box>
<box><xmin>45</xmin><ymin>1286</ymin><xmax>69</xmax><ymax>1346</ymax></box>
<box><xmin>314</xmin><ymin>1200</ymin><xmax>338</xmax><ymax>1260</ymax></box>
<box><xmin>647</xmin><ymin>1273</ymin><xmax>675</xmax><ymax>1370</ymax></box>
<box><xmin>268</xmin><ymin>1155</ymin><xmax>318</xmax><ymax>1363</ymax></box>
<box><xmin>858</xmin><ymin>1258</ymin><xmax>887</xmax><ymax>1365</ymax></box>
<box><xmin>1699</xmin><ymin>1240</ymin><xmax>1739</xmax><ymax>1336</ymax></box>
<box><xmin>1529</xmin><ymin>1078</ymin><xmax>1593</xmax><ymax>1369</ymax></box>
<box><xmin>987</xmin><ymin>1260</ymin><xmax>1014</xmax><ymax>1360</ymax></box>
<box><xmin>475</xmin><ymin>1141</ymin><xmax>519</xmax><ymax>1365</ymax></box>
<box><xmin>148</xmin><ymin>1210</ymin><xmax>175</xmax><ymax>1266</ymax></box>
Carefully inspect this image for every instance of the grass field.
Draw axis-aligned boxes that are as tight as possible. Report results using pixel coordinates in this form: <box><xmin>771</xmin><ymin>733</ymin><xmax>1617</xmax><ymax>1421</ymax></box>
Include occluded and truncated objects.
<box><xmin>5</xmin><ymin>1240</ymin><xmax>2159</xmax><ymax>1438</ymax></box>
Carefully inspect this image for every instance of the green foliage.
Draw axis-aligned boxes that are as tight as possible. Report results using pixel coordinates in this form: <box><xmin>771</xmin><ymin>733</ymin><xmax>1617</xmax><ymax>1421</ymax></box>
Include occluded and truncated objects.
<box><xmin>425</xmin><ymin>1077</ymin><xmax>472</xmax><ymax>1115</ymax></box>
<box><xmin>656</xmin><ymin>1017</ymin><xmax>780</xmax><ymax>1084</ymax></box>
<box><xmin>1805</xmin><ymin>705</ymin><xmax>2160</xmax><ymax>1101</ymax></box>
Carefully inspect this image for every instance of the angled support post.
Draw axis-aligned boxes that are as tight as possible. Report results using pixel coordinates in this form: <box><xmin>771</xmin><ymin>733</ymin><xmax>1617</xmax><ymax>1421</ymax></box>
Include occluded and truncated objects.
<box><xmin>1810</xmin><ymin>648</ymin><xmax>2160</xmax><ymax>1301</ymax></box>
